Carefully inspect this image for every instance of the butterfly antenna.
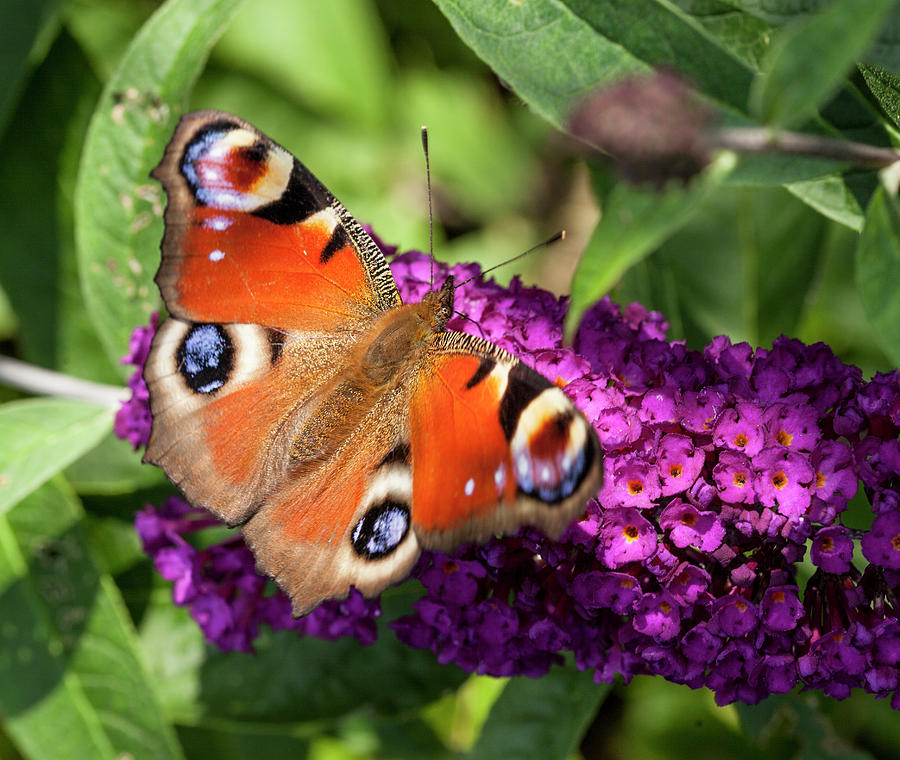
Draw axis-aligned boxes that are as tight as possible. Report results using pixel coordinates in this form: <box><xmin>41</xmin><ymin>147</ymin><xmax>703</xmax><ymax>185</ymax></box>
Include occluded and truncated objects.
<box><xmin>456</xmin><ymin>230</ymin><xmax>566</xmax><ymax>288</ymax></box>
<box><xmin>453</xmin><ymin>309</ymin><xmax>487</xmax><ymax>339</ymax></box>
<box><xmin>421</xmin><ymin>125</ymin><xmax>435</xmax><ymax>288</ymax></box>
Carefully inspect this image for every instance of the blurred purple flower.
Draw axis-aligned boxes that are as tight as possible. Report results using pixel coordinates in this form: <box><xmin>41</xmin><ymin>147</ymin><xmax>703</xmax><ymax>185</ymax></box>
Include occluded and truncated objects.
<box><xmin>114</xmin><ymin>311</ymin><xmax>157</xmax><ymax>449</ymax></box>
<box><xmin>117</xmin><ymin>245</ymin><xmax>900</xmax><ymax>708</ymax></box>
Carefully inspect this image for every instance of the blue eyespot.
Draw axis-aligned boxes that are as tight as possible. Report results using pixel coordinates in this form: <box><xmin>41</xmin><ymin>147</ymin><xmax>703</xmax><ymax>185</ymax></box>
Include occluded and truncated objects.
<box><xmin>177</xmin><ymin>323</ymin><xmax>233</xmax><ymax>394</ymax></box>
<box><xmin>351</xmin><ymin>502</ymin><xmax>410</xmax><ymax>559</ymax></box>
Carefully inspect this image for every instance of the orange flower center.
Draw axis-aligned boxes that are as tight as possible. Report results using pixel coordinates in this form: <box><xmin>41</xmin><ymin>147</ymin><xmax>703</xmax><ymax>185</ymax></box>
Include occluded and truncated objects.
<box><xmin>627</xmin><ymin>480</ymin><xmax>644</xmax><ymax>495</ymax></box>
<box><xmin>733</xmin><ymin>433</ymin><xmax>749</xmax><ymax>448</ymax></box>
<box><xmin>623</xmin><ymin>525</ymin><xmax>639</xmax><ymax>542</ymax></box>
<box><xmin>892</xmin><ymin>534</ymin><xmax>900</xmax><ymax>552</ymax></box>
<box><xmin>771</xmin><ymin>590</ymin><xmax>786</xmax><ymax>603</ymax></box>
<box><xmin>680</xmin><ymin>512</ymin><xmax>697</xmax><ymax>527</ymax></box>
<box><xmin>816</xmin><ymin>471</ymin><xmax>826</xmax><ymax>488</ymax></box>
<box><xmin>820</xmin><ymin>537</ymin><xmax>834</xmax><ymax>552</ymax></box>
<box><xmin>772</xmin><ymin>471</ymin><xmax>788</xmax><ymax>489</ymax></box>
<box><xmin>669</xmin><ymin>464</ymin><xmax>683</xmax><ymax>478</ymax></box>
<box><xmin>776</xmin><ymin>429</ymin><xmax>793</xmax><ymax>446</ymax></box>
<box><xmin>733</xmin><ymin>472</ymin><xmax>747</xmax><ymax>487</ymax></box>
<box><xmin>442</xmin><ymin>560</ymin><xmax>459</xmax><ymax>574</ymax></box>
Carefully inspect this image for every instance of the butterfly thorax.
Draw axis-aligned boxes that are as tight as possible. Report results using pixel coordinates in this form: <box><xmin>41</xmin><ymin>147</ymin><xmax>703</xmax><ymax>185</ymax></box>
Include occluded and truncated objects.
<box><xmin>287</xmin><ymin>277</ymin><xmax>454</xmax><ymax>473</ymax></box>
<box><xmin>360</xmin><ymin>276</ymin><xmax>454</xmax><ymax>386</ymax></box>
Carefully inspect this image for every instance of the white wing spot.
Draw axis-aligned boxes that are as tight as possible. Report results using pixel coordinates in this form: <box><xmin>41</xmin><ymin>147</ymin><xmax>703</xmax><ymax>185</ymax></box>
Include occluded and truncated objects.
<box><xmin>464</xmin><ymin>477</ymin><xmax>475</xmax><ymax>496</ymax></box>
<box><xmin>208</xmin><ymin>249</ymin><xmax>226</xmax><ymax>262</ymax></box>
<box><xmin>206</xmin><ymin>216</ymin><xmax>233</xmax><ymax>231</ymax></box>
<box><xmin>517</xmin><ymin>453</ymin><xmax>530</xmax><ymax>477</ymax></box>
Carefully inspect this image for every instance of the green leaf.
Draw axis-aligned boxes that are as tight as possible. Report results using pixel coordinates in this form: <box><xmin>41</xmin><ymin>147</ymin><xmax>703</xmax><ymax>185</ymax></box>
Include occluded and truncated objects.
<box><xmin>0</xmin><ymin>478</ymin><xmax>183</xmax><ymax>760</ymax></box>
<box><xmin>567</xmin><ymin>154</ymin><xmax>735</xmax><ymax>335</ymax></box>
<box><xmin>140</xmin><ymin>584</ymin><xmax>467</xmax><ymax>725</ymax></box>
<box><xmin>213</xmin><ymin>0</ymin><xmax>391</xmax><ymax>126</ymax></box>
<box><xmin>0</xmin><ymin>29</ymin><xmax>113</xmax><ymax>382</ymax></box>
<box><xmin>430</xmin><ymin>0</ymin><xmax>755</xmax><ymax>129</ymax></box>
<box><xmin>725</xmin><ymin>142</ymin><xmax>848</xmax><ymax>187</ymax></box>
<box><xmin>63</xmin><ymin>0</ymin><xmax>157</xmax><ymax>81</ymax></box>
<box><xmin>394</xmin><ymin>69</ymin><xmax>541</xmax><ymax>219</ymax></box>
<box><xmin>0</xmin><ymin>283</ymin><xmax>16</xmax><ymax>343</ymax></box>
<box><xmin>199</xmin><ymin>622</ymin><xmax>466</xmax><ymax>723</ymax></box>
<box><xmin>75</xmin><ymin>0</ymin><xmax>246</xmax><ymax>370</ymax></box>
<box><xmin>723</xmin><ymin>0</ymin><xmax>900</xmax><ymax>75</ymax></box>
<box><xmin>859</xmin><ymin>63</ymin><xmax>900</xmax><ymax>130</ymax></box>
<box><xmin>0</xmin><ymin>398</ymin><xmax>111</xmax><ymax>516</ymax></box>
<box><xmin>0</xmin><ymin>0</ymin><xmax>65</xmax><ymax>137</ymax></box>
<box><xmin>66</xmin><ymin>431</ymin><xmax>167</xmax><ymax>495</ymax></box>
<box><xmin>751</xmin><ymin>0</ymin><xmax>895</xmax><ymax>128</ymax></box>
<box><xmin>796</xmin><ymin>222</ymin><xmax>890</xmax><ymax>375</ymax></box>
<box><xmin>421</xmin><ymin>674</ymin><xmax>506</xmax><ymax>754</ymax></box>
<box><xmin>469</xmin><ymin>662</ymin><xmax>607</xmax><ymax>760</ymax></box>
<box><xmin>737</xmin><ymin>696</ymin><xmax>876</xmax><ymax>760</ymax></box>
<box><xmin>787</xmin><ymin>176</ymin><xmax>866</xmax><ymax>231</ymax></box>
<box><xmin>176</xmin><ymin>722</ymin><xmax>311</xmax><ymax>760</ymax></box>
<box><xmin>613</xmin><ymin>185</ymin><xmax>889</xmax><ymax>373</ymax></box>
<box><xmin>856</xmin><ymin>184</ymin><xmax>900</xmax><ymax>366</ymax></box>
<box><xmin>672</xmin><ymin>0</ymin><xmax>776</xmax><ymax>71</ymax></box>
<box><xmin>432</xmin><ymin>0</ymin><xmax>891</xmax><ymax>223</ymax></box>
<box><xmin>613</xmin><ymin>185</ymin><xmax>828</xmax><ymax>349</ymax></box>
<box><xmin>368</xmin><ymin>713</ymin><xmax>451</xmax><ymax>760</ymax></box>
<box><xmin>135</xmin><ymin>591</ymin><xmax>207</xmax><ymax>721</ymax></box>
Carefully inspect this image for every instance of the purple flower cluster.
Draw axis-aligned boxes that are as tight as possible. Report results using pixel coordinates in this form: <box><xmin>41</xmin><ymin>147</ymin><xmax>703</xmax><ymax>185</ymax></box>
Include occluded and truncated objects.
<box><xmin>120</xmin><ymin>246</ymin><xmax>900</xmax><ymax>708</ymax></box>
<box><xmin>136</xmin><ymin>495</ymin><xmax>380</xmax><ymax>650</ymax></box>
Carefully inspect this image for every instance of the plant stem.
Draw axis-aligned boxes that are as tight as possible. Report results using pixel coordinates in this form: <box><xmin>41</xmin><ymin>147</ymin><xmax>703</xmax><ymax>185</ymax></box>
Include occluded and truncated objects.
<box><xmin>0</xmin><ymin>356</ymin><xmax>127</xmax><ymax>408</ymax></box>
<box><xmin>709</xmin><ymin>127</ymin><xmax>900</xmax><ymax>169</ymax></box>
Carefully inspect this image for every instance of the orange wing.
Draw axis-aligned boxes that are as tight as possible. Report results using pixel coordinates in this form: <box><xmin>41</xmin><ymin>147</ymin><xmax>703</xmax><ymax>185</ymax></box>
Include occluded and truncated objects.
<box><xmin>408</xmin><ymin>332</ymin><xmax>602</xmax><ymax>548</ymax></box>
<box><xmin>144</xmin><ymin>319</ymin><xmax>358</xmax><ymax>524</ymax></box>
<box><xmin>144</xmin><ymin>111</ymin><xmax>396</xmax><ymax>524</ymax></box>
<box><xmin>151</xmin><ymin>110</ymin><xmax>399</xmax><ymax>331</ymax></box>
<box><xmin>241</xmin><ymin>388</ymin><xmax>421</xmax><ymax>616</ymax></box>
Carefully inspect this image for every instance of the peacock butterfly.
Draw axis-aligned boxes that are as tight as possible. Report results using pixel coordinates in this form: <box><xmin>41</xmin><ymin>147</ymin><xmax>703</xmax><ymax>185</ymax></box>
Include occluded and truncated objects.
<box><xmin>143</xmin><ymin>111</ymin><xmax>602</xmax><ymax>615</ymax></box>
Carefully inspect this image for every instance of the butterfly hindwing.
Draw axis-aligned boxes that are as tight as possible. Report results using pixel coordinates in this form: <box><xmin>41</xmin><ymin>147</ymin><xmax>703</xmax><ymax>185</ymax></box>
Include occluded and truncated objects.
<box><xmin>151</xmin><ymin>110</ymin><xmax>399</xmax><ymax>331</ymax></box>
<box><xmin>241</xmin><ymin>388</ymin><xmax>421</xmax><ymax>615</ymax></box>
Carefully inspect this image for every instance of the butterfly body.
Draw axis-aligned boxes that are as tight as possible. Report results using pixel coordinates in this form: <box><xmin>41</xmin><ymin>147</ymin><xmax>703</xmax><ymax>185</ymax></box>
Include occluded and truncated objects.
<box><xmin>144</xmin><ymin>111</ymin><xmax>602</xmax><ymax>614</ymax></box>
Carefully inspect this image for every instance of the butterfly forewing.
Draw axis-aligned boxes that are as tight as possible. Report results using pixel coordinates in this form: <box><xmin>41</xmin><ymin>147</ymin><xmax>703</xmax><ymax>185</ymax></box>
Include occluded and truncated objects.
<box><xmin>151</xmin><ymin>110</ymin><xmax>399</xmax><ymax>331</ymax></box>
